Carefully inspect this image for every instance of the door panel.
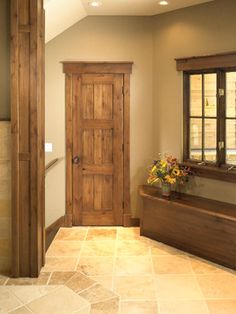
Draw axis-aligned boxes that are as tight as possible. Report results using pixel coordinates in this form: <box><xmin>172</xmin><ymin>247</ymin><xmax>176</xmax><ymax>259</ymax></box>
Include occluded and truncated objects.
<box><xmin>72</xmin><ymin>74</ymin><xmax>124</xmax><ymax>225</ymax></box>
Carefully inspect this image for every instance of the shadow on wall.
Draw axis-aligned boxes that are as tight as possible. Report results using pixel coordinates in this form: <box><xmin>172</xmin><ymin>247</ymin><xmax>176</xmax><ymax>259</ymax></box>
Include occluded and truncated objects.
<box><xmin>0</xmin><ymin>122</ymin><xmax>11</xmax><ymax>275</ymax></box>
<box><xmin>131</xmin><ymin>164</ymin><xmax>150</xmax><ymax>218</ymax></box>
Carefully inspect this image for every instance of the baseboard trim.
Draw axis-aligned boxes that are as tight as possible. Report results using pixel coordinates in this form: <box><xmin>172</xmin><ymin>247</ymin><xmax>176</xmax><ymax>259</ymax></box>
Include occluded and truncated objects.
<box><xmin>129</xmin><ymin>217</ymin><xmax>140</xmax><ymax>227</ymax></box>
<box><xmin>123</xmin><ymin>214</ymin><xmax>140</xmax><ymax>227</ymax></box>
<box><xmin>46</xmin><ymin>215</ymin><xmax>66</xmax><ymax>250</ymax></box>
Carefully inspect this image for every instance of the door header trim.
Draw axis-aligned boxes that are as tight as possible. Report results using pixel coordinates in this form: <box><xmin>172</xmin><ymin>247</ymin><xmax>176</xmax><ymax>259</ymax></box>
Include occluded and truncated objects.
<box><xmin>62</xmin><ymin>62</ymin><xmax>133</xmax><ymax>74</ymax></box>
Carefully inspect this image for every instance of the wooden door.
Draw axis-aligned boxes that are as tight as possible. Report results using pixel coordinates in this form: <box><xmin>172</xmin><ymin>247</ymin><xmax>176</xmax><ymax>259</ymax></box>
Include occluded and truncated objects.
<box><xmin>72</xmin><ymin>74</ymin><xmax>124</xmax><ymax>225</ymax></box>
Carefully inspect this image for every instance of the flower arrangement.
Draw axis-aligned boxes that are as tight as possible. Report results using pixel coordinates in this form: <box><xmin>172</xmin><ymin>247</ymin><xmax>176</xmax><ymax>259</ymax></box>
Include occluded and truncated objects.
<box><xmin>147</xmin><ymin>154</ymin><xmax>191</xmax><ymax>186</ymax></box>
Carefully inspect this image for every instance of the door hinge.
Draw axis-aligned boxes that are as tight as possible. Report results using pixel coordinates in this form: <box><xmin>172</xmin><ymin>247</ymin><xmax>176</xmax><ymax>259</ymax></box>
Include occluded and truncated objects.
<box><xmin>122</xmin><ymin>143</ymin><xmax>124</xmax><ymax>152</ymax></box>
<box><xmin>122</xmin><ymin>86</ymin><xmax>124</xmax><ymax>95</ymax></box>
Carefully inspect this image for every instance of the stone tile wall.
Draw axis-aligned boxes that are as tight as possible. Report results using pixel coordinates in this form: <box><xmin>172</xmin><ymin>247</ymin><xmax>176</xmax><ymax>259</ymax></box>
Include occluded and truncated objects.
<box><xmin>0</xmin><ymin>121</ymin><xmax>11</xmax><ymax>274</ymax></box>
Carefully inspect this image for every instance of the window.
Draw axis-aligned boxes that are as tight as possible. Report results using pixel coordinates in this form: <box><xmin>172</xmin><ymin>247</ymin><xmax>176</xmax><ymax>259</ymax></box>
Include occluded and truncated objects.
<box><xmin>176</xmin><ymin>51</ymin><xmax>236</xmax><ymax>182</ymax></box>
<box><xmin>184</xmin><ymin>70</ymin><xmax>236</xmax><ymax>168</ymax></box>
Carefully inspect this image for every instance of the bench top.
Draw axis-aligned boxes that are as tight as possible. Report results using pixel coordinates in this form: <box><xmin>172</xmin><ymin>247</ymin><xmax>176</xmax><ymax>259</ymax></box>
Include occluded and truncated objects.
<box><xmin>139</xmin><ymin>185</ymin><xmax>236</xmax><ymax>220</ymax></box>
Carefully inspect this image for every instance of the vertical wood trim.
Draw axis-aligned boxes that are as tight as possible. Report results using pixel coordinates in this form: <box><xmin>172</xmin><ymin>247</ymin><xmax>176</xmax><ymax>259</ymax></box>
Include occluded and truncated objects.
<box><xmin>11</xmin><ymin>0</ymin><xmax>45</xmax><ymax>278</ymax></box>
<box><xmin>72</xmin><ymin>75</ymin><xmax>83</xmax><ymax>225</ymax></box>
<box><xmin>113</xmin><ymin>75</ymin><xmax>124</xmax><ymax>225</ymax></box>
<box><xmin>11</xmin><ymin>0</ymin><xmax>20</xmax><ymax>278</ymax></box>
<box><xmin>123</xmin><ymin>74</ymin><xmax>131</xmax><ymax>225</ymax></box>
<box><xmin>183</xmin><ymin>73</ymin><xmax>190</xmax><ymax>161</ymax></box>
<box><xmin>65</xmin><ymin>74</ymin><xmax>73</xmax><ymax>226</ymax></box>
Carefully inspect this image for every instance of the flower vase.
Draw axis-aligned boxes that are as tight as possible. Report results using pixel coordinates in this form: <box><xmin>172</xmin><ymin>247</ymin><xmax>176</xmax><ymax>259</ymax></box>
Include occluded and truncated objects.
<box><xmin>161</xmin><ymin>182</ymin><xmax>171</xmax><ymax>197</ymax></box>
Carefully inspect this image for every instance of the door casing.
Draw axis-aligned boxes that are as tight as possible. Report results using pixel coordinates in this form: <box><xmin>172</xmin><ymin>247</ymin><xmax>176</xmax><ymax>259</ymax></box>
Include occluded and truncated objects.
<box><xmin>63</xmin><ymin>62</ymin><xmax>133</xmax><ymax>227</ymax></box>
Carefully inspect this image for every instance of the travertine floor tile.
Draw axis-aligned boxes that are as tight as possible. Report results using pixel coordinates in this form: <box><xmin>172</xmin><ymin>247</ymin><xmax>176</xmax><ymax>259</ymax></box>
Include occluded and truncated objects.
<box><xmin>120</xmin><ymin>300</ymin><xmax>158</xmax><ymax>314</ymax></box>
<box><xmin>79</xmin><ymin>283</ymin><xmax>116</xmax><ymax>304</ymax></box>
<box><xmin>77</xmin><ymin>256</ymin><xmax>114</xmax><ymax>276</ymax></box>
<box><xmin>155</xmin><ymin>275</ymin><xmax>203</xmax><ymax>300</ymax></box>
<box><xmin>159</xmin><ymin>300</ymin><xmax>209</xmax><ymax>314</ymax></box>
<box><xmin>0</xmin><ymin>274</ymin><xmax>8</xmax><ymax>285</ymax></box>
<box><xmin>8</xmin><ymin>306</ymin><xmax>32</xmax><ymax>314</ymax></box>
<box><xmin>150</xmin><ymin>243</ymin><xmax>185</xmax><ymax>256</ymax></box>
<box><xmin>115</xmin><ymin>256</ymin><xmax>153</xmax><ymax>275</ymax></box>
<box><xmin>66</xmin><ymin>272</ymin><xmax>95</xmax><ymax>293</ymax></box>
<box><xmin>6</xmin><ymin>273</ymin><xmax>51</xmax><ymax>286</ymax></box>
<box><xmin>42</xmin><ymin>257</ymin><xmax>77</xmax><ymax>272</ymax></box>
<box><xmin>116</xmin><ymin>240</ymin><xmax>150</xmax><ymax>256</ymax></box>
<box><xmin>27</xmin><ymin>286</ymin><xmax>89</xmax><ymax>314</ymax></box>
<box><xmin>8</xmin><ymin>285</ymin><xmax>57</xmax><ymax>304</ymax></box>
<box><xmin>55</xmin><ymin>228</ymin><xmax>87</xmax><ymax>241</ymax></box>
<box><xmin>74</xmin><ymin>305</ymin><xmax>91</xmax><ymax>314</ymax></box>
<box><xmin>197</xmin><ymin>274</ymin><xmax>236</xmax><ymax>299</ymax></box>
<box><xmin>46</xmin><ymin>240</ymin><xmax>82</xmax><ymax>257</ymax></box>
<box><xmin>117</xmin><ymin>227</ymin><xmax>140</xmax><ymax>240</ymax></box>
<box><xmin>114</xmin><ymin>276</ymin><xmax>156</xmax><ymax>300</ymax></box>
<box><xmin>48</xmin><ymin>271</ymin><xmax>76</xmax><ymax>285</ymax></box>
<box><xmin>190</xmin><ymin>256</ymin><xmax>234</xmax><ymax>274</ymax></box>
<box><xmin>207</xmin><ymin>299</ymin><xmax>236</xmax><ymax>314</ymax></box>
<box><xmin>152</xmin><ymin>255</ymin><xmax>193</xmax><ymax>275</ymax></box>
<box><xmin>90</xmin><ymin>297</ymin><xmax>119</xmax><ymax>314</ymax></box>
<box><xmin>80</xmin><ymin>241</ymin><xmax>115</xmax><ymax>256</ymax></box>
<box><xmin>0</xmin><ymin>287</ymin><xmax>22</xmax><ymax>313</ymax></box>
<box><xmin>86</xmin><ymin>228</ymin><xmax>117</xmax><ymax>241</ymax></box>
<box><xmin>89</xmin><ymin>276</ymin><xmax>113</xmax><ymax>290</ymax></box>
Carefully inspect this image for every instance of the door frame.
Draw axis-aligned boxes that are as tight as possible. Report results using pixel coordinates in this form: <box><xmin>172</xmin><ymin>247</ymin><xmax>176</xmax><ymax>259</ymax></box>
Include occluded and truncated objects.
<box><xmin>62</xmin><ymin>62</ymin><xmax>133</xmax><ymax>227</ymax></box>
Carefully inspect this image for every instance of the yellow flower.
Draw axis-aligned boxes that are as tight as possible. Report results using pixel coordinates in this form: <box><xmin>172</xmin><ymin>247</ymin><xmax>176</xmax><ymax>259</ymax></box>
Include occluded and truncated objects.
<box><xmin>165</xmin><ymin>175</ymin><xmax>176</xmax><ymax>184</ymax></box>
<box><xmin>173</xmin><ymin>168</ymin><xmax>180</xmax><ymax>176</ymax></box>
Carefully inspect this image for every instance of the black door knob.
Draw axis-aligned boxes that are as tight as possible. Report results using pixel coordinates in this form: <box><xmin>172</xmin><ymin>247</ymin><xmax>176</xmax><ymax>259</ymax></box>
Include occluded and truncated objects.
<box><xmin>72</xmin><ymin>156</ymin><xmax>80</xmax><ymax>164</ymax></box>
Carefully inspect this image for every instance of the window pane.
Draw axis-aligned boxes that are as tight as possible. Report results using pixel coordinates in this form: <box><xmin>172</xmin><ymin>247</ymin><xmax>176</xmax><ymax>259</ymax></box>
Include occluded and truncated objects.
<box><xmin>190</xmin><ymin>75</ymin><xmax>202</xmax><ymax>116</ymax></box>
<box><xmin>226</xmin><ymin>119</ymin><xmax>236</xmax><ymax>165</ymax></box>
<box><xmin>190</xmin><ymin>118</ymin><xmax>202</xmax><ymax>160</ymax></box>
<box><xmin>226</xmin><ymin>72</ymin><xmax>236</xmax><ymax>118</ymax></box>
<box><xmin>204</xmin><ymin>73</ymin><xmax>217</xmax><ymax>117</ymax></box>
<box><xmin>204</xmin><ymin>119</ymin><xmax>217</xmax><ymax>162</ymax></box>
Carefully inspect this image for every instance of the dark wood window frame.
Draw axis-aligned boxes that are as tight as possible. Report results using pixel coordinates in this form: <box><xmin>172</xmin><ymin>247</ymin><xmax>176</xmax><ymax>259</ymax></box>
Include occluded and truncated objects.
<box><xmin>176</xmin><ymin>52</ymin><xmax>236</xmax><ymax>183</ymax></box>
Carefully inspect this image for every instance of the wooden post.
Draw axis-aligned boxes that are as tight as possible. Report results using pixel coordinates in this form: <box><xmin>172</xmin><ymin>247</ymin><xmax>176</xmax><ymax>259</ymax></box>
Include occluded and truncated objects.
<box><xmin>11</xmin><ymin>0</ymin><xmax>45</xmax><ymax>277</ymax></box>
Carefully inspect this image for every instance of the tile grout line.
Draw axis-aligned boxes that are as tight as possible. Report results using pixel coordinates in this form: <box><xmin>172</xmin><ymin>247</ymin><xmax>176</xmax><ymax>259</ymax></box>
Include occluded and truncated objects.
<box><xmin>74</xmin><ymin>227</ymin><xmax>89</xmax><ymax>271</ymax></box>
<box><xmin>149</xmin><ymin>241</ymin><xmax>160</xmax><ymax>314</ymax></box>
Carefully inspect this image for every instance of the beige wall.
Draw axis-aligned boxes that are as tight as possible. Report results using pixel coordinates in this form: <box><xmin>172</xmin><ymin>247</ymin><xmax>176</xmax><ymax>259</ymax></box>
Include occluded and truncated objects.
<box><xmin>45</xmin><ymin>16</ymin><xmax>154</xmax><ymax>226</ymax></box>
<box><xmin>153</xmin><ymin>0</ymin><xmax>236</xmax><ymax>204</ymax></box>
<box><xmin>46</xmin><ymin>0</ymin><xmax>236</xmax><ymax>227</ymax></box>
<box><xmin>0</xmin><ymin>0</ymin><xmax>10</xmax><ymax>120</ymax></box>
<box><xmin>0</xmin><ymin>122</ymin><xmax>11</xmax><ymax>274</ymax></box>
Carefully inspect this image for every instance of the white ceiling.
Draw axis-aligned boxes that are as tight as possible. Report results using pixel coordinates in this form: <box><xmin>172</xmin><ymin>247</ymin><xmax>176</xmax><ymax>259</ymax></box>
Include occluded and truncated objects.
<box><xmin>44</xmin><ymin>0</ymin><xmax>214</xmax><ymax>43</ymax></box>
<box><xmin>82</xmin><ymin>0</ymin><xmax>213</xmax><ymax>16</ymax></box>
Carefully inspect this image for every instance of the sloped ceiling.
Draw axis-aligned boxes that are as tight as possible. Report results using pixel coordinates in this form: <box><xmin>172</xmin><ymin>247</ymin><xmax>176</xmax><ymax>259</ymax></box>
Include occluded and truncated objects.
<box><xmin>45</xmin><ymin>0</ymin><xmax>214</xmax><ymax>43</ymax></box>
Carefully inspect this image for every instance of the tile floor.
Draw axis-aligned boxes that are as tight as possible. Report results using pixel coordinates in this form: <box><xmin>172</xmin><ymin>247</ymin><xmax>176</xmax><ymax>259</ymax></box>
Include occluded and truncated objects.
<box><xmin>0</xmin><ymin>226</ymin><xmax>236</xmax><ymax>313</ymax></box>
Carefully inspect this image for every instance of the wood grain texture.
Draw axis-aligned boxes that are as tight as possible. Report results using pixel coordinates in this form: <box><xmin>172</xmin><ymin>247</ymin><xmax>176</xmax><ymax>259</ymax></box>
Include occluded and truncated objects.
<box><xmin>176</xmin><ymin>51</ymin><xmax>236</xmax><ymax>71</ymax></box>
<box><xmin>139</xmin><ymin>185</ymin><xmax>236</xmax><ymax>270</ymax></box>
<box><xmin>11</xmin><ymin>0</ymin><xmax>45</xmax><ymax>277</ymax></box>
<box><xmin>64</xmin><ymin>63</ymin><xmax>132</xmax><ymax>226</ymax></box>
<box><xmin>62</xmin><ymin>62</ymin><xmax>133</xmax><ymax>74</ymax></box>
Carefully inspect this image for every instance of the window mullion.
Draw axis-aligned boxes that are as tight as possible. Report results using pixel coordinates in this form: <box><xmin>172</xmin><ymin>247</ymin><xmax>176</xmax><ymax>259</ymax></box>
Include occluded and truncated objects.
<box><xmin>217</xmin><ymin>71</ymin><xmax>226</xmax><ymax>166</ymax></box>
<box><xmin>202</xmin><ymin>74</ymin><xmax>205</xmax><ymax>162</ymax></box>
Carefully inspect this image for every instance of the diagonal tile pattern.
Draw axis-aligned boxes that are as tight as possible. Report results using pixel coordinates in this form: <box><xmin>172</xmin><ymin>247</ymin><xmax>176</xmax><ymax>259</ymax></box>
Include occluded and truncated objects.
<box><xmin>0</xmin><ymin>226</ymin><xmax>235</xmax><ymax>314</ymax></box>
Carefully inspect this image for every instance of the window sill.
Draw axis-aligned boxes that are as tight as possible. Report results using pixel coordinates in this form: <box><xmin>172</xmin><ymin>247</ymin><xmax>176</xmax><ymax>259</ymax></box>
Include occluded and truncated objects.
<box><xmin>182</xmin><ymin>161</ymin><xmax>236</xmax><ymax>183</ymax></box>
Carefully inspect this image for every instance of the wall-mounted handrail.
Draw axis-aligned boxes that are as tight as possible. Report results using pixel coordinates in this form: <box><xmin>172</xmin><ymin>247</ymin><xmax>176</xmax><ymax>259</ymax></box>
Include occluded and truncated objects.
<box><xmin>45</xmin><ymin>158</ymin><xmax>60</xmax><ymax>174</ymax></box>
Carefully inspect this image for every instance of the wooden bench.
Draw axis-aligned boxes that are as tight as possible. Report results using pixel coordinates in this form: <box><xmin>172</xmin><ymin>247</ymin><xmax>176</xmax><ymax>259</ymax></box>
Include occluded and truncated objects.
<box><xmin>139</xmin><ymin>185</ymin><xmax>236</xmax><ymax>270</ymax></box>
